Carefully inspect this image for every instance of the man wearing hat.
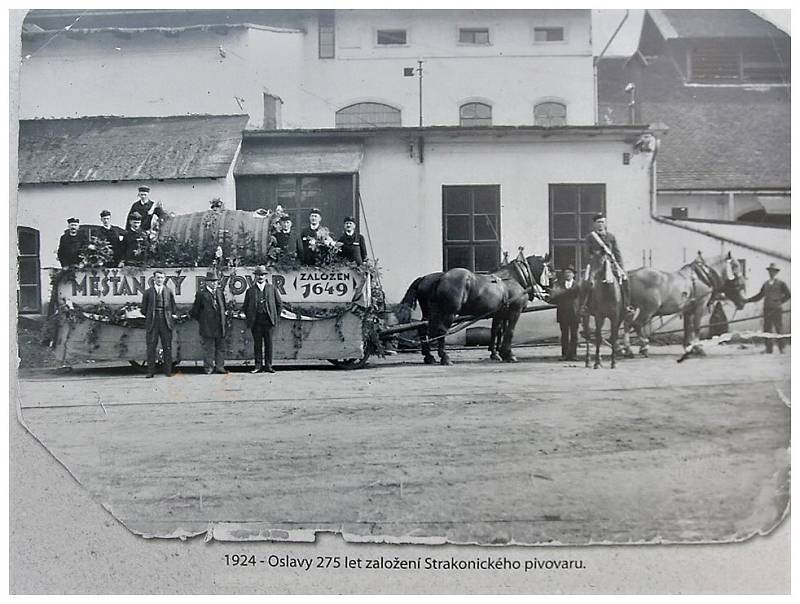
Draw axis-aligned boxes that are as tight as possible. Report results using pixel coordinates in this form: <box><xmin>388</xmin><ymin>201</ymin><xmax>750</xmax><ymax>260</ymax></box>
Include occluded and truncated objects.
<box><xmin>582</xmin><ymin>213</ymin><xmax>631</xmax><ymax>316</ymax></box>
<box><xmin>191</xmin><ymin>270</ymin><xmax>229</xmax><ymax>374</ymax></box>
<box><xmin>274</xmin><ymin>215</ymin><xmax>300</xmax><ymax>259</ymax></box>
<box><xmin>553</xmin><ymin>265</ymin><xmax>581</xmax><ymax>361</ymax></box>
<box><xmin>98</xmin><ymin>209</ymin><xmax>124</xmax><ymax>266</ymax></box>
<box><xmin>746</xmin><ymin>263</ymin><xmax>791</xmax><ymax>353</ymax></box>
<box><xmin>57</xmin><ymin>217</ymin><xmax>87</xmax><ymax>267</ymax></box>
<box><xmin>121</xmin><ymin>212</ymin><xmax>147</xmax><ymax>265</ymax></box>
<box><xmin>243</xmin><ymin>265</ymin><xmax>283</xmax><ymax>373</ymax></box>
<box><xmin>210</xmin><ymin>197</ymin><xmax>224</xmax><ymax>211</ymax></box>
<box><xmin>126</xmin><ymin>185</ymin><xmax>165</xmax><ymax>232</ymax></box>
<box><xmin>338</xmin><ymin>216</ymin><xmax>368</xmax><ymax>265</ymax></box>
<box><xmin>141</xmin><ymin>269</ymin><xmax>177</xmax><ymax>378</ymax></box>
<box><xmin>299</xmin><ymin>208</ymin><xmax>324</xmax><ymax>265</ymax></box>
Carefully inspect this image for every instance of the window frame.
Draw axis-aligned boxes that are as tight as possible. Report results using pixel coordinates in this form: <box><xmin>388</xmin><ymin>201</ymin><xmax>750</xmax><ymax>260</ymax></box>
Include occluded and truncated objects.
<box><xmin>533</xmin><ymin>26</ymin><xmax>566</xmax><ymax>44</ymax></box>
<box><xmin>17</xmin><ymin>226</ymin><xmax>41</xmax><ymax>314</ymax></box>
<box><xmin>459</xmin><ymin>102</ymin><xmax>493</xmax><ymax>127</ymax></box>
<box><xmin>534</xmin><ymin>101</ymin><xmax>567</xmax><ymax>127</ymax></box>
<box><xmin>318</xmin><ymin>10</ymin><xmax>335</xmax><ymax>59</ymax></box>
<box><xmin>375</xmin><ymin>28</ymin><xmax>408</xmax><ymax>47</ymax></box>
<box><xmin>442</xmin><ymin>185</ymin><xmax>501</xmax><ymax>273</ymax></box>
<box><xmin>458</xmin><ymin>27</ymin><xmax>491</xmax><ymax>45</ymax></box>
<box><xmin>335</xmin><ymin>102</ymin><xmax>402</xmax><ymax>129</ymax></box>
<box><xmin>548</xmin><ymin>183</ymin><xmax>606</xmax><ymax>272</ymax></box>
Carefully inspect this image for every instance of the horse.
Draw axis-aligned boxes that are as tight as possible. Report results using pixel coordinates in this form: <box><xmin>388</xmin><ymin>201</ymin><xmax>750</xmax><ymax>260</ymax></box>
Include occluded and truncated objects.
<box><xmin>581</xmin><ymin>254</ymin><xmax>624</xmax><ymax>369</ymax></box>
<box><xmin>399</xmin><ymin>252</ymin><xmax>551</xmax><ymax>365</ymax></box>
<box><xmin>621</xmin><ymin>252</ymin><xmax>746</xmax><ymax>359</ymax></box>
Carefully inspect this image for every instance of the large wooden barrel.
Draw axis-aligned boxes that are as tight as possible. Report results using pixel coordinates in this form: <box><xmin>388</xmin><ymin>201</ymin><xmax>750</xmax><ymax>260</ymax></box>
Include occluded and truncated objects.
<box><xmin>158</xmin><ymin>209</ymin><xmax>276</xmax><ymax>259</ymax></box>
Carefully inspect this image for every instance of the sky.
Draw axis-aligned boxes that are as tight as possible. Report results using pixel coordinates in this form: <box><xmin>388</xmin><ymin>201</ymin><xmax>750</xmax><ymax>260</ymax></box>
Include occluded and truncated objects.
<box><xmin>593</xmin><ymin>9</ymin><xmax>790</xmax><ymax>57</ymax></box>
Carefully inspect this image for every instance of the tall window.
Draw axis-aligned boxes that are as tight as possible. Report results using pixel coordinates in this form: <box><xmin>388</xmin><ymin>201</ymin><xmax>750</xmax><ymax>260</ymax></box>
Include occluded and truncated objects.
<box><xmin>459</xmin><ymin>28</ymin><xmax>490</xmax><ymax>44</ymax></box>
<box><xmin>236</xmin><ymin>175</ymin><xmax>356</xmax><ymax>232</ymax></box>
<box><xmin>442</xmin><ymin>185</ymin><xmax>501</xmax><ymax>272</ymax></box>
<box><xmin>376</xmin><ymin>29</ymin><xmax>407</xmax><ymax>45</ymax></box>
<box><xmin>534</xmin><ymin>101</ymin><xmax>567</xmax><ymax>127</ymax></box>
<box><xmin>335</xmin><ymin>103</ymin><xmax>401</xmax><ymax>128</ymax></box>
<box><xmin>459</xmin><ymin>102</ymin><xmax>492</xmax><ymax>127</ymax></box>
<box><xmin>549</xmin><ymin>184</ymin><xmax>605</xmax><ymax>271</ymax></box>
<box><xmin>17</xmin><ymin>226</ymin><xmax>41</xmax><ymax>314</ymax></box>
<box><xmin>318</xmin><ymin>10</ymin><xmax>335</xmax><ymax>59</ymax></box>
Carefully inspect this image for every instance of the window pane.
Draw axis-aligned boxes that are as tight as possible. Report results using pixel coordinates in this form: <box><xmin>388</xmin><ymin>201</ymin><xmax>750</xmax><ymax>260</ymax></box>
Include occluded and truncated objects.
<box><xmin>553</xmin><ymin>214</ymin><xmax>577</xmax><ymax>239</ymax></box>
<box><xmin>460</xmin><ymin>28</ymin><xmax>489</xmax><ymax>44</ymax></box>
<box><xmin>336</xmin><ymin>103</ymin><xmax>401</xmax><ymax>128</ymax></box>
<box><xmin>535</xmin><ymin>27</ymin><xmax>564</xmax><ymax>42</ymax></box>
<box><xmin>444</xmin><ymin>187</ymin><xmax>470</xmax><ymax>213</ymax></box>
<box><xmin>473</xmin><ymin>186</ymin><xmax>498</xmax><ymax>213</ymax></box>
<box><xmin>535</xmin><ymin>102</ymin><xmax>567</xmax><ymax>127</ymax></box>
<box><xmin>18</xmin><ymin>257</ymin><xmax>38</xmax><ymax>285</ymax></box>
<box><xmin>18</xmin><ymin>229</ymin><xmax>38</xmax><ymax>255</ymax></box>
<box><xmin>474</xmin><ymin>215</ymin><xmax>498</xmax><ymax>241</ymax></box>
<box><xmin>446</xmin><ymin>215</ymin><xmax>471</xmax><ymax>241</ymax></box>
<box><xmin>551</xmin><ymin>185</ymin><xmax>578</xmax><ymax>212</ymax></box>
<box><xmin>446</xmin><ymin>246</ymin><xmax>472</xmax><ymax>271</ymax></box>
<box><xmin>580</xmin><ymin>213</ymin><xmax>597</xmax><ymax>238</ymax></box>
<box><xmin>579</xmin><ymin>185</ymin><xmax>604</xmax><ymax>212</ymax></box>
<box><xmin>474</xmin><ymin>245</ymin><xmax>500</xmax><ymax>272</ymax></box>
<box><xmin>552</xmin><ymin>245</ymin><xmax>577</xmax><ymax>271</ymax></box>
<box><xmin>460</xmin><ymin>102</ymin><xmax>492</xmax><ymax>127</ymax></box>
<box><xmin>377</xmin><ymin>29</ymin><xmax>406</xmax><ymax>45</ymax></box>
<box><xmin>18</xmin><ymin>287</ymin><xmax>39</xmax><ymax>313</ymax></box>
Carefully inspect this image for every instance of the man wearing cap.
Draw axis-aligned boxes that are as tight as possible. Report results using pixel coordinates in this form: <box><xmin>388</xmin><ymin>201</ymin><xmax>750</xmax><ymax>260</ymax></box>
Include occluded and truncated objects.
<box><xmin>210</xmin><ymin>197</ymin><xmax>224</xmax><ymax>211</ymax></box>
<box><xmin>97</xmin><ymin>210</ymin><xmax>124</xmax><ymax>266</ymax></box>
<box><xmin>191</xmin><ymin>271</ymin><xmax>229</xmax><ymax>374</ymax></box>
<box><xmin>553</xmin><ymin>265</ymin><xmax>581</xmax><ymax>361</ymax></box>
<box><xmin>57</xmin><ymin>217</ymin><xmax>87</xmax><ymax>267</ymax></box>
<box><xmin>338</xmin><ymin>216</ymin><xmax>368</xmax><ymax>265</ymax></box>
<box><xmin>274</xmin><ymin>215</ymin><xmax>300</xmax><ymax>259</ymax></box>
<box><xmin>141</xmin><ymin>269</ymin><xmax>177</xmax><ymax>378</ymax></box>
<box><xmin>746</xmin><ymin>263</ymin><xmax>791</xmax><ymax>353</ymax></box>
<box><xmin>243</xmin><ymin>265</ymin><xmax>283</xmax><ymax>373</ymax></box>
<box><xmin>121</xmin><ymin>212</ymin><xmax>147</xmax><ymax>265</ymax></box>
<box><xmin>127</xmin><ymin>185</ymin><xmax>165</xmax><ymax>232</ymax></box>
<box><xmin>299</xmin><ymin>208</ymin><xmax>324</xmax><ymax>265</ymax></box>
<box><xmin>582</xmin><ymin>214</ymin><xmax>631</xmax><ymax>315</ymax></box>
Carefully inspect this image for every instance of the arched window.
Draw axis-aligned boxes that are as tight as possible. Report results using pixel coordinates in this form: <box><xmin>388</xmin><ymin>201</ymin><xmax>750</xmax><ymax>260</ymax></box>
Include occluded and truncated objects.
<box><xmin>459</xmin><ymin>102</ymin><xmax>492</xmax><ymax>127</ymax></box>
<box><xmin>17</xmin><ymin>226</ymin><xmax>41</xmax><ymax>314</ymax></box>
<box><xmin>534</xmin><ymin>102</ymin><xmax>567</xmax><ymax>127</ymax></box>
<box><xmin>335</xmin><ymin>103</ymin><xmax>401</xmax><ymax>128</ymax></box>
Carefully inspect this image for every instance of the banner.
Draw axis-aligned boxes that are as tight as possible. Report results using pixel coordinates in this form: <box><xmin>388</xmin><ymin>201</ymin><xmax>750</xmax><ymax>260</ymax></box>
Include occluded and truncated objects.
<box><xmin>54</xmin><ymin>267</ymin><xmax>370</xmax><ymax>306</ymax></box>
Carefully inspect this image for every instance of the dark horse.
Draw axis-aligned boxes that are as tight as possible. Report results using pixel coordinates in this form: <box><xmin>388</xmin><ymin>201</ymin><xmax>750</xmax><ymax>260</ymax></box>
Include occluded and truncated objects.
<box><xmin>399</xmin><ymin>252</ymin><xmax>551</xmax><ymax>365</ymax></box>
<box><xmin>582</xmin><ymin>254</ymin><xmax>624</xmax><ymax>369</ymax></box>
<box><xmin>621</xmin><ymin>252</ymin><xmax>747</xmax><ymax>358</ymax></box>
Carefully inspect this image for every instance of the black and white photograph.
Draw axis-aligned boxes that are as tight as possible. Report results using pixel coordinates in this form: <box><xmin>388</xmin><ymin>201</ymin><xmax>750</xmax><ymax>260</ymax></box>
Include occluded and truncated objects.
<box><xmin>9</xmin><ymin>6</ymin><xmax>791</xmax><ymax>594</ymax></box>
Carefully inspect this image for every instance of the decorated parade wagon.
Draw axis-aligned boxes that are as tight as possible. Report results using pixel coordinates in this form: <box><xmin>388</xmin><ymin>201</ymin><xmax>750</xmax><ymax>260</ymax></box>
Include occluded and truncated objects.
<box><xmin>45</xmin><ymin>208</ymin><xmax>386</xmax><ymax>369</ymax></box>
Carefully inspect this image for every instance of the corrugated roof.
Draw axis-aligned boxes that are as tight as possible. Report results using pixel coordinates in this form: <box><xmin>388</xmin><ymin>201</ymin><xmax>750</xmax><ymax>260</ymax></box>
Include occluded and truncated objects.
<box><xmin>18</xmin><ymin>114</ymin><xmax>248</xmax><ymax>185</ymax></box>
<box><xmin>652</xmin><ymin>9</ymin><xmax>788</xmax><ymax>40</ymax></box>
<box><xmin>597</xmin><ymin>56</ymin><xmax>790</xmax><ymax>190</ymax></box>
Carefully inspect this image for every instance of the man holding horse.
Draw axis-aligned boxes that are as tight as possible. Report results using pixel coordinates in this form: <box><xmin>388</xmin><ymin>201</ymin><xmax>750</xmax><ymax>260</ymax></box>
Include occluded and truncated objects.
<box><xmin>746</xmin><ymin>262</ymin><xmax>790</xmax><ymax>354</ymax></box>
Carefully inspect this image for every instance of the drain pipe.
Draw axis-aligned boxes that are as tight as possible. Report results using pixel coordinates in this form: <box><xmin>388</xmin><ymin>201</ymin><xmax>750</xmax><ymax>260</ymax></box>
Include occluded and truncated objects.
<box><xmin>594</xmin><ymin>9</ymin><xmax>629</xmax><ymax>124</ymax></box>
<box><xmin>646</xmin><ymin>134</ymin><xmax>790</xmax><ymax>261</ymax></box>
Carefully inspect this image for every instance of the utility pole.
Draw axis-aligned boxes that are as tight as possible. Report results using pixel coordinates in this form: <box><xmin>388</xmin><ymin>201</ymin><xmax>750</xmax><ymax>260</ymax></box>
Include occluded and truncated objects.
<box><xmin>417</xmin><ymin>60</ymin><xmax>424</xmax><ymax>127</ymax></box>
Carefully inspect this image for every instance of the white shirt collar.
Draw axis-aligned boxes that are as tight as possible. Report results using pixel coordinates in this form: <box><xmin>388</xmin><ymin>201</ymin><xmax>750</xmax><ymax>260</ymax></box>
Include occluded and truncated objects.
<box><xmin>256</xmin><ymin>281</ymin><xmax>266</xmax><ymax>291</ymax></box>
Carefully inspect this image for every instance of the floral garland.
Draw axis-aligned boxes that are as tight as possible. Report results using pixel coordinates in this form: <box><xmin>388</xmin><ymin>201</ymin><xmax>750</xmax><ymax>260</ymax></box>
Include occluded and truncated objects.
<box><xmin>78</xmin><ymin>236</ymin><xmax>115</xmax><ymax>268</ymax></box>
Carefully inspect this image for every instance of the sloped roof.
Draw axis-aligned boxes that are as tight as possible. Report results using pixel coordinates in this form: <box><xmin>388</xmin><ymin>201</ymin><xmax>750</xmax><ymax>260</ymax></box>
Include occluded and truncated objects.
<box><xmin>650</xmin><ymin>9</ymin><xmax>788</xmax><ymax>40</ymax></box>
<box><xmin>597</xmin><ymin>56</ymin><xmax>790</xmax><ymax>190</ymax></box>
<box><xmin>19</xmin><ymin>114</ymin><xmax>248</xmax><ymax>185</ymax></box>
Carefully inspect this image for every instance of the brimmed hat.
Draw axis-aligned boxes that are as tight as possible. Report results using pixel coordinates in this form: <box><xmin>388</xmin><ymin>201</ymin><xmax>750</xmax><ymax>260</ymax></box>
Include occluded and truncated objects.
<box><xmin>204</xmin><ymin>271</ymin><xmax>218</xmax><ymax>281</ymax></box>
<box><xmin>99</xmin><ymin>209</ymin><xmax>111</xmax><ymax>218</ymax></box>
<box><xmin>138</xmin><ymin>185</ymin><xmax>150</xmax><ymax>193</ymax></box>
<box><xmin>309</xmin><ymin>207</ymin><xmax>322</xmax><ymax>216</ymax></box>
<box><xmin>767</xmin><ymin>263</ymin><xmax>781</xmax><ymax>273</ymax></box>
<box><xmin>129</xmin><ymin>212</ymin><xmax>142</xmax><ymax>220</ymax></box>
<box><xmin>279</xmin><ymin>215</ymin><xmax>292</xmax><ymax>222</ymax></box>
<box><xmin>564</xmin><ymin>265</ymin><xmax>576</xmax><ymax>273</ymax></box>
<box><xmin>343</xmin><ymin>216</ymin><xmax>356</xmax><ymax>224</ymax></box>
<box><xmin>593</xmin><ymin>214</ymin><xmax>606</xmax><ymax>222</ymax></box>
<box><xmin>67</xmin><ymin>217</ymin><xmax>80</xmax><ymax>224</ymax></box>
<box><xmin>254</xmin><ymin>265</ymin><xmax>268</xmax><ymax>275</ymax></box>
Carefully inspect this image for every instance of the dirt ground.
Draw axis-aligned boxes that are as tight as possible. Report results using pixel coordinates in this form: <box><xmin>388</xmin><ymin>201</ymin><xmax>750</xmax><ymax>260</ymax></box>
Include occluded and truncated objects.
<box><xmin>14</xmin><ymin>340</ymin><xmax>790</xmax><ymax>548</ymax></box>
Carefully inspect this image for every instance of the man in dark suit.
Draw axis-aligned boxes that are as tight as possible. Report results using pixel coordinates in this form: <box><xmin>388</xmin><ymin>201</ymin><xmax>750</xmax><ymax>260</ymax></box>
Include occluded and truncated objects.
<box><xmin>126</xmin><ymin>185</ymin><xmax>165</xmax><ymax>232</ymax></box>
<box><xmin>274</xmin><ymin>215</ymin><xmax>300</xmax><ymax>259</ymax></box>
<box><xmin>338</xmin><ymin>216</ymin><xmax>368</xmax><ymax>264</ymax></box>
<box><xmin>582</xmin><ymin>213</ymin><xmax>631</xmax><ymax>316</ymax></box>
<box><xmin>97</xmin><ymin>209</ymin><xmax>124</xmax><ymax>266</ymax></box>
<box><xmin>141</xmin><ymin>270</ymin><xmax>177</xmax><ymax>378</ymax></box>
<box><xmin>553</xmin><ymin>265</ymin><xmax>581</xmax><ymax>361</ymax></box>
<box><xmin>746</xmin><ymin>262</ymin><xmax>791</xmax><ymax>353</ymax></box>
<box><xmin>57</xmin><ymin>217</ymin><xmax>87</xmax><ymax>267</ymax></box>
<box><xmin>243</xmin><ymin>265</ymin><xmax>283</xmax><ymax>373</ymax></box>
<box><xmin>191</xmin><ymin>270</ymin><xmax>228</xmax><ymax>374</ymax></box>
<box><xmin>299</xmin><ymin>208</ymin><xmax>324</xmax><ymax>265</ymax></box>
<box><xmin>121</xmin><ymin>212</ymin><xmax>147</xmax><ymax>266</ymax></box>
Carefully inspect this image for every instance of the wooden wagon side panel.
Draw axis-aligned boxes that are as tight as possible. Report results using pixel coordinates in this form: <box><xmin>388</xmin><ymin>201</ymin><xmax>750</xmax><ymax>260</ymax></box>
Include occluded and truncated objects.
<box><xmin>53</xmin><ymin>313</ymin><xmax>365</xmax><ymax>365</ymax></box>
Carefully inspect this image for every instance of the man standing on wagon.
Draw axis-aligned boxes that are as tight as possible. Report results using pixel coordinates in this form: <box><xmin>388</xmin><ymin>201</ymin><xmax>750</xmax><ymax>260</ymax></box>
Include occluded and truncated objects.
<box><xmin>299</xmin><ymin>208</ymin><xmax>324</xmax><ymax>265</ymax></box>
<box><xmin>98</xmin><ymin>209</ymin><xmax>124</xmax><ymax>266</ymax></box>
<box><xmin>127</xmin><ymin>185</ymin><xmax>165</xmax><ymax>232</ymax></box>
<box><xmin>191</xmin><ymin>270</ymin><xmax>229</xmax><ymax>374</ymax></box>
<box><xmin>243</xmin><ymin>265</ymin><xmax>283</xmax><ymax>374</ymax></box>
<box><xmin>57</xmin><ymin>217</ymin><xmax>87</xmax><ymax>267</ymax></box>
<box><xmin>338</xmin><ymin>216</ymin><xmax>368</xmax><ymax>265</ymax></box>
